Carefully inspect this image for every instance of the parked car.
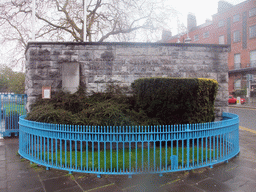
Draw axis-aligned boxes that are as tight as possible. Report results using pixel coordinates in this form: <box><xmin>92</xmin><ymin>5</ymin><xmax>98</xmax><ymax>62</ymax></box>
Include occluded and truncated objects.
<box><xmin>228</xmin><ymin>95</ymin><xmax>246</xmax><ymax>104</ymax></box>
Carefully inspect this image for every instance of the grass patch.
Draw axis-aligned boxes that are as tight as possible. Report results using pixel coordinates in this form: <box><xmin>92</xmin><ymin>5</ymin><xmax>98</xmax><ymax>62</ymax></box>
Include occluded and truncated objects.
<box><xmin>30</xmin><ymin>162</ymin><xmax>44</xmax><ymax>171</ymax></box>
<box><xmin>44</xmin><ymin>147</ymin><xmax>215</xmax><ymax>170</ymax></box>
<box><xmin>78</xmin><ymin>175</ymin><xmax>87</xmax><ymax>179</ymax></box>
<box><xmin>64</xmin><ymin>173</ymin><xmax>75</xmax><ymax>180</ymax></box>
<box><xmin>3</xmin><ymin>104</ymin><xmax>25</xmax><ymax>115</ymax></box>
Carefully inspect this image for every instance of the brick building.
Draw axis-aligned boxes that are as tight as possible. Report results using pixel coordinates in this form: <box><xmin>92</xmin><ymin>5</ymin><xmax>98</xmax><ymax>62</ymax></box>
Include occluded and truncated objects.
<box><xmin>166</xmin><ymin>0</ymin><xmax>256</xmax><ymax>97</ymax></box>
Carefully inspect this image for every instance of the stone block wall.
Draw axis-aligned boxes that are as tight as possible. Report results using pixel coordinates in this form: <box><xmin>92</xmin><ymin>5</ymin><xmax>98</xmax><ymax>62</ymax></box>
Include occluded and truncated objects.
<box><xmin>25</xmin><ymin>42</ymin><xmax>230</xmax><ymax>117</ymax></box>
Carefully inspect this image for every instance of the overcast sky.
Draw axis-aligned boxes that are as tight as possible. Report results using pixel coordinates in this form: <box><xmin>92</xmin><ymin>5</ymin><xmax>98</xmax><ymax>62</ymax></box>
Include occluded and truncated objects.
<box><xmin>169</xmin><ymin>0</ymin><xmax>246</xmax><ymax>35</ymax></box>
<box><xmin>0</xmin><ymin>0</ymin><xmax>248</xmax><ymax>72</ymax></box>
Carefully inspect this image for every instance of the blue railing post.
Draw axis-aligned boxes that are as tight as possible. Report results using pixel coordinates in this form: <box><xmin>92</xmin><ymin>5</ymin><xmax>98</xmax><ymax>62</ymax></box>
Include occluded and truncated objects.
<box><xmin>171</xmin><ymin>155</ymin><xmax>178</xmax><ymax>170</ymax></box>
<box><xmin>186</xmin><ymin>124</ymin><xmax>190</xmax><ymax>169</ymax></box>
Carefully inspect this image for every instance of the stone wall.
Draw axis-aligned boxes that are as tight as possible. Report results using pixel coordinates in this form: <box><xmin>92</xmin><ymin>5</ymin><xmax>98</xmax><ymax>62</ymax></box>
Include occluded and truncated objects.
<box><xmin>25</xmin><ymin>42</ymin><xmax>230</xmax><ymax>117</ymax></box>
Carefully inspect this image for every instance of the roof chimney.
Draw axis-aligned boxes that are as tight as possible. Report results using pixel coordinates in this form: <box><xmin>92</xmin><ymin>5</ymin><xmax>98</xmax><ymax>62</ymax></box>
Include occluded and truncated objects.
<box><xmin>218</xmin><ymin>1</ymin><xmax>233</xmax><ymax>13</ymax></box>
<box><xmin>161</xmin><ymin>30</ymin><xmax>172</xmax><ymax>42</ymax></box>
<box><xmin>205</xmin><ymin>19</ymin><xmax>211</xmax><ymax>23</ymax></box>
<box><xmin>187</xmin><ymin>13</ymin><xmax>197</xmax><ymax>32</ymax></box>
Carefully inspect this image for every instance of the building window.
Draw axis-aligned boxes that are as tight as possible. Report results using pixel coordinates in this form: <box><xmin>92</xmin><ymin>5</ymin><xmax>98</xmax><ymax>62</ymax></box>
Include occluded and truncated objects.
<box><xmin>234</xmin><ymin>54</ymin><xmax>241</xmax><ymax>69</ymax></box>
<box><xmin>234</xmin><ymin>80</ymin><xmax>241</xmax><ymax>90</ymax></box>
<box><xmin>219</xmin><ymin>35</ymin><xmax>225</xmax><ymax>44</ymax></box>
<box><xmin>203</xmin><ymin>31</ymin><xmax>209</xmax><ymax>38</ymax></box>
<box><xmin>250</xmin><ymin>50</ymin><xmax>256</xmax><ymax>67</ymax></box>
<box><xmin>233</xmin><ymin>30</ymin><xmax>241</xmax><ymax>42</ymax></box>
<box><xmin>249</xmin><ymin>8</ymin><xmax>256</xmax><ymax>17</ymax></box>
<box><xmin>233</xmin><ymin>14</ymin><xmax>240</xmax><ymax>22</ymax></box>
<box><xmin>194</xmin><ymin>34</ymin><xmax>199</xmax><ymax>41</ymax></box>
<box><xmin>249</xmin><ymin>25</ymin><xmax>256</xmax><ymax>38</ymax></box>
<box><xmin>218</xmin><ymin>20</ymin><xmax>224</xmax><ymax>27</ymax></box>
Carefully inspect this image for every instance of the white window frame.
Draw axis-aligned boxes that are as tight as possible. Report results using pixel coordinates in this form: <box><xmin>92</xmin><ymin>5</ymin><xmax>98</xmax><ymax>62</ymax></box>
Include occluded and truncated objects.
<box><xmin>203</xmin><ymin>31</ymin><xmax>209</xmax><ymax>38</ymax></box>
<box><xmin>234</xmin><ymin>79</ymin><xmax>241</xmax><ymax>90</ymax></box>
<box><xmin>218</xmin><ymin>20</ymin><xmax>224</xmax><ymax>27</ymax></box>
<box><xmin>249</xmin><ymin>25</ymin><xmax>256</xmax><ymax>39</ymax></box>
<box><xmin>233</xmin><ymin>14</ymin><xmax>240</xmax><ymax>23</ymax></box>
<box><xmin>233</xmin><ymin>30</ymin><xmax>240</xmax><ymax>43</ymax></box>
<box><xmin>234</xmin><ymin>54</ymin><xmax>241</xmax><ymax>69</ymax></box>
<box><xmin>219</xmin><ymin>35</ymin><xmax>225</xmax><ymax>44</ymax></box>
<box><xmin>249</xmin><ymin>8</ymin><xmax>256</xmax><ymax>17</ymax></box>
<box><xmin>194</xmin><ymin>34</ymin><xmax>199</xmax><ymax>41</ymax></box>
<box><xmin>250</xmin><ymin>50</ymin><xmax>256</xmax><ymax>67</ymax></box>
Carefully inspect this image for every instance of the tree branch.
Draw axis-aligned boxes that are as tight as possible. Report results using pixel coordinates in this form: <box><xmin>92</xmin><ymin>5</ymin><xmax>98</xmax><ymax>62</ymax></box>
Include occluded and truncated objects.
<box><xmin>98</xmin><ymin>25</ymin><xmax>147</xmax><ymax>42</ymax></box>
<box><xmin>3</xmin><ymin>18</ymin><xmax>26</xmax><ymax>48</ymax></box>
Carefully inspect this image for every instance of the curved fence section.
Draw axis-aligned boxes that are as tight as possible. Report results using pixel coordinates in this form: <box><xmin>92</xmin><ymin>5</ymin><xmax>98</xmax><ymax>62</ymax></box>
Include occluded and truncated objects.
<box><xmin>19</xmin><ymin>112</ymin><xmax>239</xmax><ymax>177</ymax></box>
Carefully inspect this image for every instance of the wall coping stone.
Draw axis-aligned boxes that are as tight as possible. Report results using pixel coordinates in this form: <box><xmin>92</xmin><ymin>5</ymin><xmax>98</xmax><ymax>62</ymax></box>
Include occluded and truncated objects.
<box><xmin>26</xmin><ymin>42</ymin><xmax>230</xmax><ymax>53</ymax></box>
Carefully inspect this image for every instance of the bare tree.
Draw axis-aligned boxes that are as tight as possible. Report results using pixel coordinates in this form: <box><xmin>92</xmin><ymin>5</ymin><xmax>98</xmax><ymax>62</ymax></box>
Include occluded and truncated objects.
<box><xmin>0</xmin><ymin>0</ymin><xmax>177</xmax><ymax>68</ymax></box>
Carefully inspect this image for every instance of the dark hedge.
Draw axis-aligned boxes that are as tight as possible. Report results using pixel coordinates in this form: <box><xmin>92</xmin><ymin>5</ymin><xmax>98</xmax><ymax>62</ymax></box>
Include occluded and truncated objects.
<box><xmin>131</xmin><ymin>77</ymin><xmax>218</xmax><ymax>125</ymax></box>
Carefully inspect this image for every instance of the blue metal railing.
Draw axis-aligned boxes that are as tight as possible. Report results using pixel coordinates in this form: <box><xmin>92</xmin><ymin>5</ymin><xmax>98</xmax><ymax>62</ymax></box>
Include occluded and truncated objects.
<box><xmin>0</xmin><ymin>94</ymin><xmax>27</xmax><ymax>137</ymax></box>
<box><xmin>18</xmin><ymin>112</ymin><xmax>239</xmax><ymax>177</ymax></box>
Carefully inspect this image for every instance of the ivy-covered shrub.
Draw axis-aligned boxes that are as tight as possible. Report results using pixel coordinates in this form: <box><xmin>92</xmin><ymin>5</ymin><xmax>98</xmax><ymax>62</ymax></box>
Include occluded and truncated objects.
<box><xmin>26</xmin><ymin>85</ymin><xmax>153</xmax><ymax>126</ymax></box>
<box><xmin>131</xmin><ymin>77</ymin><xmax>218</xmax><ymax>125</ymax></box>
<box><xmin>26</xmin><ymin>78</ymin><xmax>218</xmax><ymax>126</ymax></box>
<box><xmin>26</xmin><ymin>105</ymin><xmax>75</xmax><ymax>124</ymax></box>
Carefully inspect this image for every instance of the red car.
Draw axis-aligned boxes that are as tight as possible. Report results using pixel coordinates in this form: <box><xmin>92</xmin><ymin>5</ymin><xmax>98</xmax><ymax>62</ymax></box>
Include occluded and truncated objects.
<box><xmin>228</xmin><ymin>95</ymin><xmax>246</xmax><ymax>104</ymax></box>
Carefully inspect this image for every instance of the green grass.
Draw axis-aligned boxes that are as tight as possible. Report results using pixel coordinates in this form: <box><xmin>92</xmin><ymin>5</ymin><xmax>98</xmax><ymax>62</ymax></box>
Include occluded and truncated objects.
<box><xmin>30</xmin><ymin>162</ymin><xmax>44</xmax><ymax>171</ymax></box>
<box><xmin>3</xmin><ymin>104</ymin><xmax>25</xmax><ymax>115</ymax></box>
<box><xmin>44</xmin><ymin>147</ymin><xmax>216</xmax><ymax>170</ymax></box>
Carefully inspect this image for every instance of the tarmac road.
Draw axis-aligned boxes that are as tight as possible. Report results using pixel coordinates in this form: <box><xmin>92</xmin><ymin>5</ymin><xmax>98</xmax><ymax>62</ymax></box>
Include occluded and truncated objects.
<box><xmin>229</xmin><ymin>107</ymin><xmax>256</xmax><ymax>131</ymax></box>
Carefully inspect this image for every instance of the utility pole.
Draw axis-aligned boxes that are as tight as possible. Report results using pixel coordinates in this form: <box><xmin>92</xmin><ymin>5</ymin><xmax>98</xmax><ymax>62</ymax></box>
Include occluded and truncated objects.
<box><xmin>83</xmin><ymin>0</ymin><xmax>88</xmax><ymax>42</ymax></box>
<box><xmin>32</xmin><ymin>0</ymin><xmax>35</xmax><ymax>41</ymax></box>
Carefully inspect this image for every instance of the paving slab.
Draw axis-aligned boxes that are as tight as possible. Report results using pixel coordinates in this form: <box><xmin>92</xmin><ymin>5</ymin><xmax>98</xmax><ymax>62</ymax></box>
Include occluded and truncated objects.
<box><xmin>42</xmin><ymin>175</ymin><xmax>78</xmax><ymax>192</ymax></box>
<box><xmin>87</xmin><ymin>183</ymin><xmax>122</xmax><ymax>192</ymax></box>
<box><xmin>0</xmin><ymin>167</ymin><xmax>6</xmax><ymax>181</ymax></box>
<box><xmin>161</xmin><ymin>182</ymin><xmax>205</xmax><ymax>192</ymax></box>
<box><xmin>38</xmin><ymin>169</ymin><xmax>69</xmax><ymax>181</ymax></box>
<box><xmin>56</xmin><ymin>185</ymin><xmax>84</xmax><ymax>192</ymax></box>
<box><xmin>0</xmin><ymin>179</ymin><xmax>7</xmax><ymax>190</ymax></box>
<box><xmin>197</xmin><ymin>178</ymin><xmax>233</xmax><ymax>192</ymax></box>
<box><xmin>181</xmin><ymin>169</ymin><xmax>209</xmax><ymax>185</ymax></box>
<box><xmin>224</xmin><ymin>175</ymin><xmax>256</xmax><ymax>191</ymax></box>
<box><xmin>74</xmin><ymin>174</ymin><xmax>113</xmax><ymax>191</ymax></box>
<box><xmin>7</xmin><ymin>175</ymin><xmax>42</xmax><ymax>192</ymax></box>
<box><xmin>26</xmin><ymin>187</ymin><xmax>46</xmax><ymax>192</ymax></box>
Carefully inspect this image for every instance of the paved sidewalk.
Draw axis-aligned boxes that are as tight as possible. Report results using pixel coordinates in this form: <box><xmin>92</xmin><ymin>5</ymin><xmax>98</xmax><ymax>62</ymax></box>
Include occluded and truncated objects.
<box><xmin>0</xmin><ymin>129</ymin><xmax>256</xmax><ymax>192</ymax></box>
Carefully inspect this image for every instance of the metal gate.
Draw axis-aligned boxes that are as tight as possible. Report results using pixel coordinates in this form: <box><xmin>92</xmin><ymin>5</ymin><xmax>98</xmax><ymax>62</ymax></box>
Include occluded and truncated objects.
<box><xmin>0</xmin><ymin>94</ymin><xmax>27</xmax><ymax>138</ymax></box>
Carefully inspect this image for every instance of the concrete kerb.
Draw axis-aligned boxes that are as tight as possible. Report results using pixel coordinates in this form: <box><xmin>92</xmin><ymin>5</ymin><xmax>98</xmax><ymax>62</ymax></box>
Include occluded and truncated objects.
<box><xmin>228</xmin><ymin>104</ymin><xmax>256</xmax><ymax>110</ymax></box>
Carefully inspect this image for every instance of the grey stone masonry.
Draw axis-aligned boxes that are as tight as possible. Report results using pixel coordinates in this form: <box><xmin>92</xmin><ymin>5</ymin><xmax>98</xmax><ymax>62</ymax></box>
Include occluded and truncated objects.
<box><xmin>25</xmin><ymin>42</ymin><xmax>230</xmax><ymax>117</ymax></box>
